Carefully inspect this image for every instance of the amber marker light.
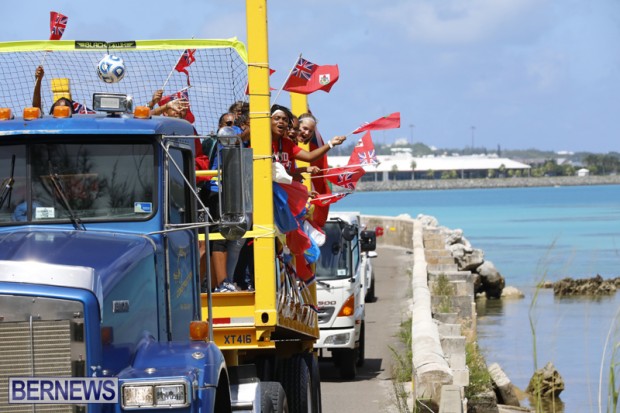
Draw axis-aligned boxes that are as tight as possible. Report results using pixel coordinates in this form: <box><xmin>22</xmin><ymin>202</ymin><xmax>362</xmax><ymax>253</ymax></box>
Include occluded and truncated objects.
<box><xmin>189</xmin><ymin>320</ymin><xmax>209</xmax><ymax>341</ymax></box>
<box><xmin>23</xmin><ymin>107</ymin><xmax>41</xmax><ymax>120</ymax></box>
<box><xmin>134</xmin><ymin>106</ymin><xmax>151</xmax><ymax>119</ymax></box>
<box><xmin>0</xmin><ymin>108</ymin><xmax>12</xmax><ymax>120</ymax></box>
<box><xmin>337</xmin><ymin>294</ymin><xmax>355</xmax><ymax>317</ymax></box>
<box><xmin>53</xmin><ymin>105</ymin><xmax>71</xmax><ymax>118</ymax></box>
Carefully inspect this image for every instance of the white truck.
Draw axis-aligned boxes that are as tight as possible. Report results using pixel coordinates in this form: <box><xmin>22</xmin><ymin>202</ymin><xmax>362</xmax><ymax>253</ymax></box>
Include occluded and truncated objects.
<box><xmin>314</xmin><ymin>212</ymin><xmax>377</xmax><ymax>379</ymax></box>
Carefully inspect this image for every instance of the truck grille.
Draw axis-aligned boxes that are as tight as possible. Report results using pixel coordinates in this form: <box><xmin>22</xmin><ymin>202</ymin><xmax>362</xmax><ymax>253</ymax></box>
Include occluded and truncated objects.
<box><xmin>0</xmin><ymin>295</ymin><xmax>86</xmax><ymax>413</ymax></box>
<box><xmin>317</xmin><ymin>306</ymin><xmax>335</xmax><ymax>324</ymax></box>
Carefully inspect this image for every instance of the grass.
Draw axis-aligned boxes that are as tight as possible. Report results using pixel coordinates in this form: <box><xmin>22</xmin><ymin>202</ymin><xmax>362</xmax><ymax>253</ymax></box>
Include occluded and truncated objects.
<box><xmin>600</xmin><ymin>307</ymin><xmax>620</xmax><ymax>413</ymax></box>
<box><xmin>432</xmin><ymin>273</ymin><xmax>455</xmax><ymax>314</ymax></box>
<box><xmin>464</xmin><ymin>340</ymin><xmax>493</xmax><ymax>399</ymax></box>
<box><xmin>389</xmin><ymin>318</ymin><xmax>413</xmax><ymax>412</ymax></box>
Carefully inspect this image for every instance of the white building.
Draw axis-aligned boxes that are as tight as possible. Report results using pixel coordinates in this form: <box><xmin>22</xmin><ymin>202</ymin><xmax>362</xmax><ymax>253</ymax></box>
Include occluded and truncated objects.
<box><xmin>328</xmin><ymin>151</ymin><xmax>531</xmax><ymax>181</ymax></box>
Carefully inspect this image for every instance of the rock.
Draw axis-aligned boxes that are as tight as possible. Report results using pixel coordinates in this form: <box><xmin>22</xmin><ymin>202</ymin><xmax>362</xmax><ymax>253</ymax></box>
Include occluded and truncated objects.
<box><xmin>526</xmin><ymin>362</ymin><xmax>564</xmax><ymax>398</ymax></box>
<box><xmin>444</xmin><ymin>228</ymin><xmax>464</xmax><ymax>245</ymax></box>
<box><xmin>488</xmin><ymin>363</ymin><xmax>520</xmax><ymax>407</ymax></box>
<box><xmin>456</xmin><ymin>248</ymin><xmax>484</xmax><ymax>271</ymax></box>
<box><xmin>468</xmin><ymin>389</ymin><xmax>499</xmax><ymax>413</ymax></box>
<box><xmin>501</xmin><ymin>286</ymin><xmax>524</xmax><ymax>299</ymax></box>
<box><xmin>417</xmin><ymin>214</ymin><xmax>438</xmax><ymax>227</ymax></box>
<box><xmin>553</xmin><ymin>275</ymin><xmax>618</xmax><ymax>296</ymax></box>
<box><xmin>477</xmin><ymin>261</ymin><xmax>505</xmax><ymax>299</ymax></box>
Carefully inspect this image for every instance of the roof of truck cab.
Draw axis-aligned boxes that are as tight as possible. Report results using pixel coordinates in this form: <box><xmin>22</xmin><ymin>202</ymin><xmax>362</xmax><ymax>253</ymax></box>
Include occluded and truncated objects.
<box><xmin>0</xmin><ymin>113</ymin><xmax>196</xmax><ymax>137</ymax></box>
<box><xmin>327</xmin><ymin>211</ymin><xmax>361</xmax><ymax>225</ymax></box>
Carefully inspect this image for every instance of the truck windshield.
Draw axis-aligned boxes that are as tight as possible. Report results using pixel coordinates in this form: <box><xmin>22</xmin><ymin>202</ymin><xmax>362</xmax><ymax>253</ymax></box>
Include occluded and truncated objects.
<box><xmin>315</xmin><ymin>222</ymin><xmax>351</xmax><ymax>280</ymax></box>
<box><xmin>0</xmin><ymin>139</ymin><xmax>155</xmax><ymax>225</ymax></box>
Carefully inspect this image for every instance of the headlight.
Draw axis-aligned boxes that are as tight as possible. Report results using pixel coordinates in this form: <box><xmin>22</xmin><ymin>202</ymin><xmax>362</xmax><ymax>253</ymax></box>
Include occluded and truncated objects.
<box><xmin>122</xmin><ymin>381</ymin><xmax>189</xmax><ymax>409</ymax></box>
<box><xmin>324</xmin><ymin>332</ymin><xmax>351</xmax><ymax>345</ymax></box>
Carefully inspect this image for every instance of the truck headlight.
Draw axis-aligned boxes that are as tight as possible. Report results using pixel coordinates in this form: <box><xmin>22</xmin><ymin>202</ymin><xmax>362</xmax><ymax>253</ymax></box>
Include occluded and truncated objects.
<box><xmin>122</xmin><ymin>381</ymin><xmax>189</xmax><ymax>409</ymax></box>
<box><xmin>324</xmin><ymin>332</ymin><xmax>351</xmax><ymax>345</ymax></box>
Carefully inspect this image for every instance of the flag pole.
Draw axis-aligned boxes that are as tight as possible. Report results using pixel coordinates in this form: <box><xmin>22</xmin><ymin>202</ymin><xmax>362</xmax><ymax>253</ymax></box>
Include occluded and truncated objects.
<box><xmin>161</xmin><ymin>48</ymin><xmax>188</xmax><ymax>92</ymax></box>
<box><xmin>272</xmin><ymin>53</ymin><xmax>302</xmax><ymax>105</ymax></box>
<box><xmin>161</xmin><ymin>37</ymin><xmax>194</xmax><ymax>91</ymax></box>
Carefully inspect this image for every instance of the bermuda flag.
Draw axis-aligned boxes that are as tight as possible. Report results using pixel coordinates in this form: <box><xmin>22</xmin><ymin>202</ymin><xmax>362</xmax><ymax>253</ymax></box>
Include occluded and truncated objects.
<box><xmin>352</xmin><ymin>112</ymin><xmax>401</xmax><ymax>134</ymax></box>
<box><xmin>283</xmin><ymin>57</ymin><xmax>339</xmax><ymax>95</ymax></box>
<box><xmin>175</xmin><ymin>49</ymin><xmax>196</xmax><ymax>85</ymax></box>
<box><xmin>72</xmin><ymin>101</ymin><xmax>95</xmax><ymax>114</ymax></box>
<box><xmin>49</xmin><ymin>11</ymin><xmax>68</xmax><ymax>40</ymax></box>
<box><xmin>348</xmin><ymin>132</ymin><xmax>379</xmax><ymax>166</ymax></box>
<box><xmin>308</xmin><ymin>125</ymin><xmax>331</xmax><ymax>227</ymax></box>
<box><xmin>309</xmin><ymin>192</ymin><xmax>350</xmax><ymax>206</ymax></box>
<box><xmin>324</xmin><ymin>165</ymin><xmax>365</xmax><ymax>190</ymax></box>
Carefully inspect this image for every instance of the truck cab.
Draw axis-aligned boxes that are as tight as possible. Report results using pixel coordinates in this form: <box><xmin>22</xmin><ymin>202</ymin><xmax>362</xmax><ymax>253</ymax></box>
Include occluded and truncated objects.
<box><xmin>314</xmin><ymin>212</ymin><xmax>376</xmax><ymax>379</ymax></box>
<box><xmin>0</xmin><ymin>99</ymin><xmax>232</xmax><ymax>412</ymax></box>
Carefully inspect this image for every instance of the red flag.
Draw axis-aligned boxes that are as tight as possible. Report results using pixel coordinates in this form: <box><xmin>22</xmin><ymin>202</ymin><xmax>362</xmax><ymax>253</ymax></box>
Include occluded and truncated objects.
<box><xmin>49</xmin><ymin>11</ymin><xmax>68</xmax><ymax>41</ymax></box>
<box><xmin>245</xmin><ymin>68</ymin><xmax>276</xmax><ymax>95</ymax></box>
<box><xmin>310</xmin><ymin>192</ymin><xmax>350</xmax><ymax>206</ymax></box>
<box><xmin>308</xmin><ymin>127</ymin><xmax>331</xmax><ymax>227</ymax></box>
<box><xmin>283</xmin><ymin>57</ymin><xmax>339</xmax><ymax>95</ymax></box>
<box><xmin>352</xmin><ymin>112</ymin><xmax>401</xmax><ymax>134</ymax></box>
<box><xmin>279</xmin><ymin>181</ymin><xmax>309</xmax><ymax>220</ymax></box>
<box><xmin>348</xmin><ymin>132</ymin><xmax>379</xmax><ymax>166</ymax></box>
<box><xmin>324</xmin><ymin>165</ymin><xmax>365</xmax><ymax>190</ymax></box>
<box><xmin>175</xmin><ymin>49</ymin><xmax>196</xmax><ymax>85</ymax></box>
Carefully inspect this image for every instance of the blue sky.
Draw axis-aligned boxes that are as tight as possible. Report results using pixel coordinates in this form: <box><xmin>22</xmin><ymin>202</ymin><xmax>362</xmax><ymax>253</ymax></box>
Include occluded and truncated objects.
<box><xmin>3</xmin><ymin>1</ymin><xmax>620</xmax><ymax>153</ymax></box>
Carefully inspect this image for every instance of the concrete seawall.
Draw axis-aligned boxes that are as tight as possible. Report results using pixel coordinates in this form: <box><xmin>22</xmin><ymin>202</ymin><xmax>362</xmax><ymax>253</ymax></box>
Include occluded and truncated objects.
<box><xmin>363</xmin><ymin>214</ymin><xmax>472</xmax><ymax>412</ymax></box>
<box><xmin>357</xmin><ymin>174</ymin><xmax>620</xmax><ymax>192</ymax></box>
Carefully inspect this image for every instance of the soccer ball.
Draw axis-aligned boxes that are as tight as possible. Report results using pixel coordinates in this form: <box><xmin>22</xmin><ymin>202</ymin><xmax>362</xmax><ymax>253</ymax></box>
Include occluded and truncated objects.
<box><xmin>97</xmin><ymin>54</ymin><xmax>125</xmax><ymax>83</ymax></box>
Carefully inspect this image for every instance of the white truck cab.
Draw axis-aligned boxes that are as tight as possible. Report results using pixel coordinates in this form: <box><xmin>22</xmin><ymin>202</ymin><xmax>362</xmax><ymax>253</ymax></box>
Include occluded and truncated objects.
<box><xmin>315</xmin><ymin>212</ymin><xmax>377</xmax><ymax>379</ymax></box>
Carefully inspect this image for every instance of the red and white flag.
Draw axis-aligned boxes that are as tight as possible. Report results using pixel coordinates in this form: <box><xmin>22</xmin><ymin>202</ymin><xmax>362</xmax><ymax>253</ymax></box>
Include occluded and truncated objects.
<box><xmin>348</xmin><ymin>132</ymin><xmax>379</xmax><ymax>166</ymax></box>
<box><xmin>175</xmin><ymin>49</ymin><xmax>196</xmax><ymax>85</ymax></box>
<box><xmin>310</xmin><ymin>192</ymin><xmax>350</xmax><ymax>206</ymax></box>
<box><xmin>49</xmin><ymin>11</ymin><xmax>68</xmax><ymax>41</ymax></box>
<box><xmin>324</xmin><ymin>165</ymin><xmax>366</xmax><ymax>190</ymax></box>
<box><xmin>352</xmin><ymin>112</ymin><xmax>400</xmax><ymax>134</ymax></box>
<box><xmin>283</xmin><ymin>57</ymin><xmax>339</xmax><ymax>95</ymax></box>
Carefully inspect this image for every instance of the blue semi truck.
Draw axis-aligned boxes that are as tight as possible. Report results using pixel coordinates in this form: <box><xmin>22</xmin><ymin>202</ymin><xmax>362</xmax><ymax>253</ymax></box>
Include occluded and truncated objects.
<box><xmin>0</xmin><ymin>95</ymin><xmax>236</xmax><ymax>412</ymax></box>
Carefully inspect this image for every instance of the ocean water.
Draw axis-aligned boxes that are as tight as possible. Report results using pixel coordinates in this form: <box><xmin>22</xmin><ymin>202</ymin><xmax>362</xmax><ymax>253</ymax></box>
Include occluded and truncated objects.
<box><xmin>332</xmin><ymin>184</ymin><xmax>620</xmax><ymax>412</ymax></box>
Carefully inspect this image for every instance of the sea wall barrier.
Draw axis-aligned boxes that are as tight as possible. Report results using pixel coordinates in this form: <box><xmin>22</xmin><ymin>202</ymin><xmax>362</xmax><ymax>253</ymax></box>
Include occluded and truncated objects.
<box><xmin>362</xmin><ymin>214</ymin><xmax>472</xmax><ymax>412</ymax></box>
<box><xmin>357</xmin><ymin>174</ymin><xmax>620</xmax><ymax>192</ymax></box>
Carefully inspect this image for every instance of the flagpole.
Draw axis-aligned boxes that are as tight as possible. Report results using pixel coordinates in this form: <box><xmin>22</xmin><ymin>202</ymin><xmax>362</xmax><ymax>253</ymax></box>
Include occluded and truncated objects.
<box><xmin>272</xmin><ymin>53</ymin><xmax>302</xmax><ymax>105</ymax></box>
<box><xmin>161</xmin><ymin>37</ymin><xmax>194</xmax><ymax>91</ymax></box>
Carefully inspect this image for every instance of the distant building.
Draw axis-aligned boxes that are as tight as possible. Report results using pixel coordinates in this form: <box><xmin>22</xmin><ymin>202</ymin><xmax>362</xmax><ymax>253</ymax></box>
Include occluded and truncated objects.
<box><xmin>577</xmin><ymin>168</ymin><xmax>590</xmax><ymax>177</ymax></box>
<box><xmin>328</xmin><ymin>152</ymin><xmax>531</xmax><ymax>181</ymax></box>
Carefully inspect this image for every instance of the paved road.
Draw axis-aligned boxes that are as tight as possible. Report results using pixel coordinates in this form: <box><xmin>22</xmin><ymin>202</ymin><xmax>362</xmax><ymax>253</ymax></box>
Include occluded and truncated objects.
<box><xmin>319</xmin><ymin>245</ymin><xmax>413</xmax><ymax>413</ymax></box>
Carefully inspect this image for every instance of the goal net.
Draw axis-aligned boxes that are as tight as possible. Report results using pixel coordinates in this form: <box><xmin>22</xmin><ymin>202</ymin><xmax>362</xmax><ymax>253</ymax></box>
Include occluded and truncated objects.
<box><xmin>0</xmin><ymin>39</ymin><xmax>248</xmax><ymax>135</ymax></box>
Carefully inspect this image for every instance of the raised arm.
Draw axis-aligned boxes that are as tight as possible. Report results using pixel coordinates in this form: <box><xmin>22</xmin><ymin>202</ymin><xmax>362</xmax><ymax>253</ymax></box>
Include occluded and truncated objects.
<box><xmin>294</xmin><ymin>135</ymin><xmax>347</xmax><ymax>163</ymax></box>
<box><xmin>32</xmin><ymin>66</ymin><xmax>44</xmax><ymax>110</ymax></box>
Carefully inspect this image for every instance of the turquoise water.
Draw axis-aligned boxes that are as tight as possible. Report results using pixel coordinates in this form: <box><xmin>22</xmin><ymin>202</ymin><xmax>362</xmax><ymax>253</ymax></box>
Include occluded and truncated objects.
<box><xmin>333</xmin><ymin>185</ymin><xmax>620</xmax><ymax>412</ymax></box>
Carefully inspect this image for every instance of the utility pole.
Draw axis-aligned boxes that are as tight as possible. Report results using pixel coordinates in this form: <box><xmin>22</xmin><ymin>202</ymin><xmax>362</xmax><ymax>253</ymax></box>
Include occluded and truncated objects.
<box><xmin>409</xmin><ymin>124</ymin><xmax>414</xmax><ymax>146</ymax></box>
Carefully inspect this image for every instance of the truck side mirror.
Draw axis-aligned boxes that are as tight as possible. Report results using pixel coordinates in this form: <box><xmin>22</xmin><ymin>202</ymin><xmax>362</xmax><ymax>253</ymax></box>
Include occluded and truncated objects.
<box><xmin>341</xmin><ymin>224</ymin><xmax>356</xmax><ymax>242</ymax></box>
<box><xmin>218</xmin><ymin>133</ymin><xmax>253</xmax><ymax>241</ymax></box>
<box><xmin>360</xmin><ymin>230</ymin><xmax>376</xmax><ymax>252</ymax></box>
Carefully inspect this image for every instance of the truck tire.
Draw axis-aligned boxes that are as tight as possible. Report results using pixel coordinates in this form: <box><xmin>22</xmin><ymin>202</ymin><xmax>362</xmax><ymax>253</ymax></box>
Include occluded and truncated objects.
<box><xmin>280</xmin><ymin>355</ymin><xmax>312</xmax><ymax>413</ymax></box>
<box><xmin>303</xmin><ymin>353</ymin><xmax>322</xmax><ymax>413</ymax></box>
<box><xmin>356</xmin><ymin>322</ymin><xmax>365</xmax><ymax>367</ymax></box>
<box><xmin>337</xmin><ymin>348</ymin><xmax>357</xmax><ymax>380</ymax></box>
<box><xmin>261</xmin><ymin>381</ymin><xmax>288</xmax><ymax>413</ymax></box>
<box><xmin>365</xmin><ymin>272</ymin><xmax>376</xmax><ymax>303</ymax></box>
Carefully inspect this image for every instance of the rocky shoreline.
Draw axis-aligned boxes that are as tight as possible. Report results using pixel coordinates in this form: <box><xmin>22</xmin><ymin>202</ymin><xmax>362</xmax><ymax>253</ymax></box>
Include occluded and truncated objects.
<box><xmin>357</xmin><ymin>174</ymin><xmax>620</xmax><ymax>192</ymax></box>
<box><xmin>542</xmin><ymin>275</ymin><xmax>620</xmax><ymax>296</ymax></box>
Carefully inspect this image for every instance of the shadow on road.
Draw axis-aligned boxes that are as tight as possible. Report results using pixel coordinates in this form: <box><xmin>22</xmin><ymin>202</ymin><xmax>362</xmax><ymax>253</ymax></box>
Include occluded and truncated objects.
<box><xmin>318</xmin><ymin>358</ymin><xmax>384</xmax><ymax>382</ymax></box>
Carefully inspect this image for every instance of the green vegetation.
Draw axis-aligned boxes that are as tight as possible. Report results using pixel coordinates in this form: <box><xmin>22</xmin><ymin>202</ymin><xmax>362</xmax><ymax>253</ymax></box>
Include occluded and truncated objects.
<box><xmin>465</xmin><ymin>341</ymin><xmax>493</xmax><ymax>399</ymax></box>
<box><xmin>432</xmin><ymin>274</ymin><xmax>455</xmax><ymax>313</ymax></box>
<box><xmin>389</xmin><ymin>318</ymin><xmax>413</xmax><ymax>412</ymax></box>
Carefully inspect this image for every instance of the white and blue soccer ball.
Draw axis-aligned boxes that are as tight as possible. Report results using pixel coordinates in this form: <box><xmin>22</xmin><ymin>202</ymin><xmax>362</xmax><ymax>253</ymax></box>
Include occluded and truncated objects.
<box><xmin>97</xmin><ymin>54</ymin><xmax>126</xmax><ymax>83</ymax></box>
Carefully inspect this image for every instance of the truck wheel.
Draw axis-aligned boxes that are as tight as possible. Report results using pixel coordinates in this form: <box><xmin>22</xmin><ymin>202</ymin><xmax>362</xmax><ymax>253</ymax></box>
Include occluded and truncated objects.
<box><xmin>356</xmin><ymin>322</ymin><xmax>365</xmax><ymax>367</ymax></box>
<box><xmin>280</xmin><ymin>355</ymin><xmax>312</xmax><ymax>413</ymax></box>
<box><xmin>261</xmin><ymin>381</ymin><xmax>288</xmax><ymax>413</ymax></box>
<box><xmin>365</xmin><ymin>273</ymin><xmax>376</xmax><ymax>302</ymax></box>
<box><xmin>303</xmin><ymin>353</ymin><xmax>322</xmax><ymax>413</ymax></box>
<box><xmin>338</xmin><ymin>348</ymin><xmax>357</xmax><ymax>380</ymax></box>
